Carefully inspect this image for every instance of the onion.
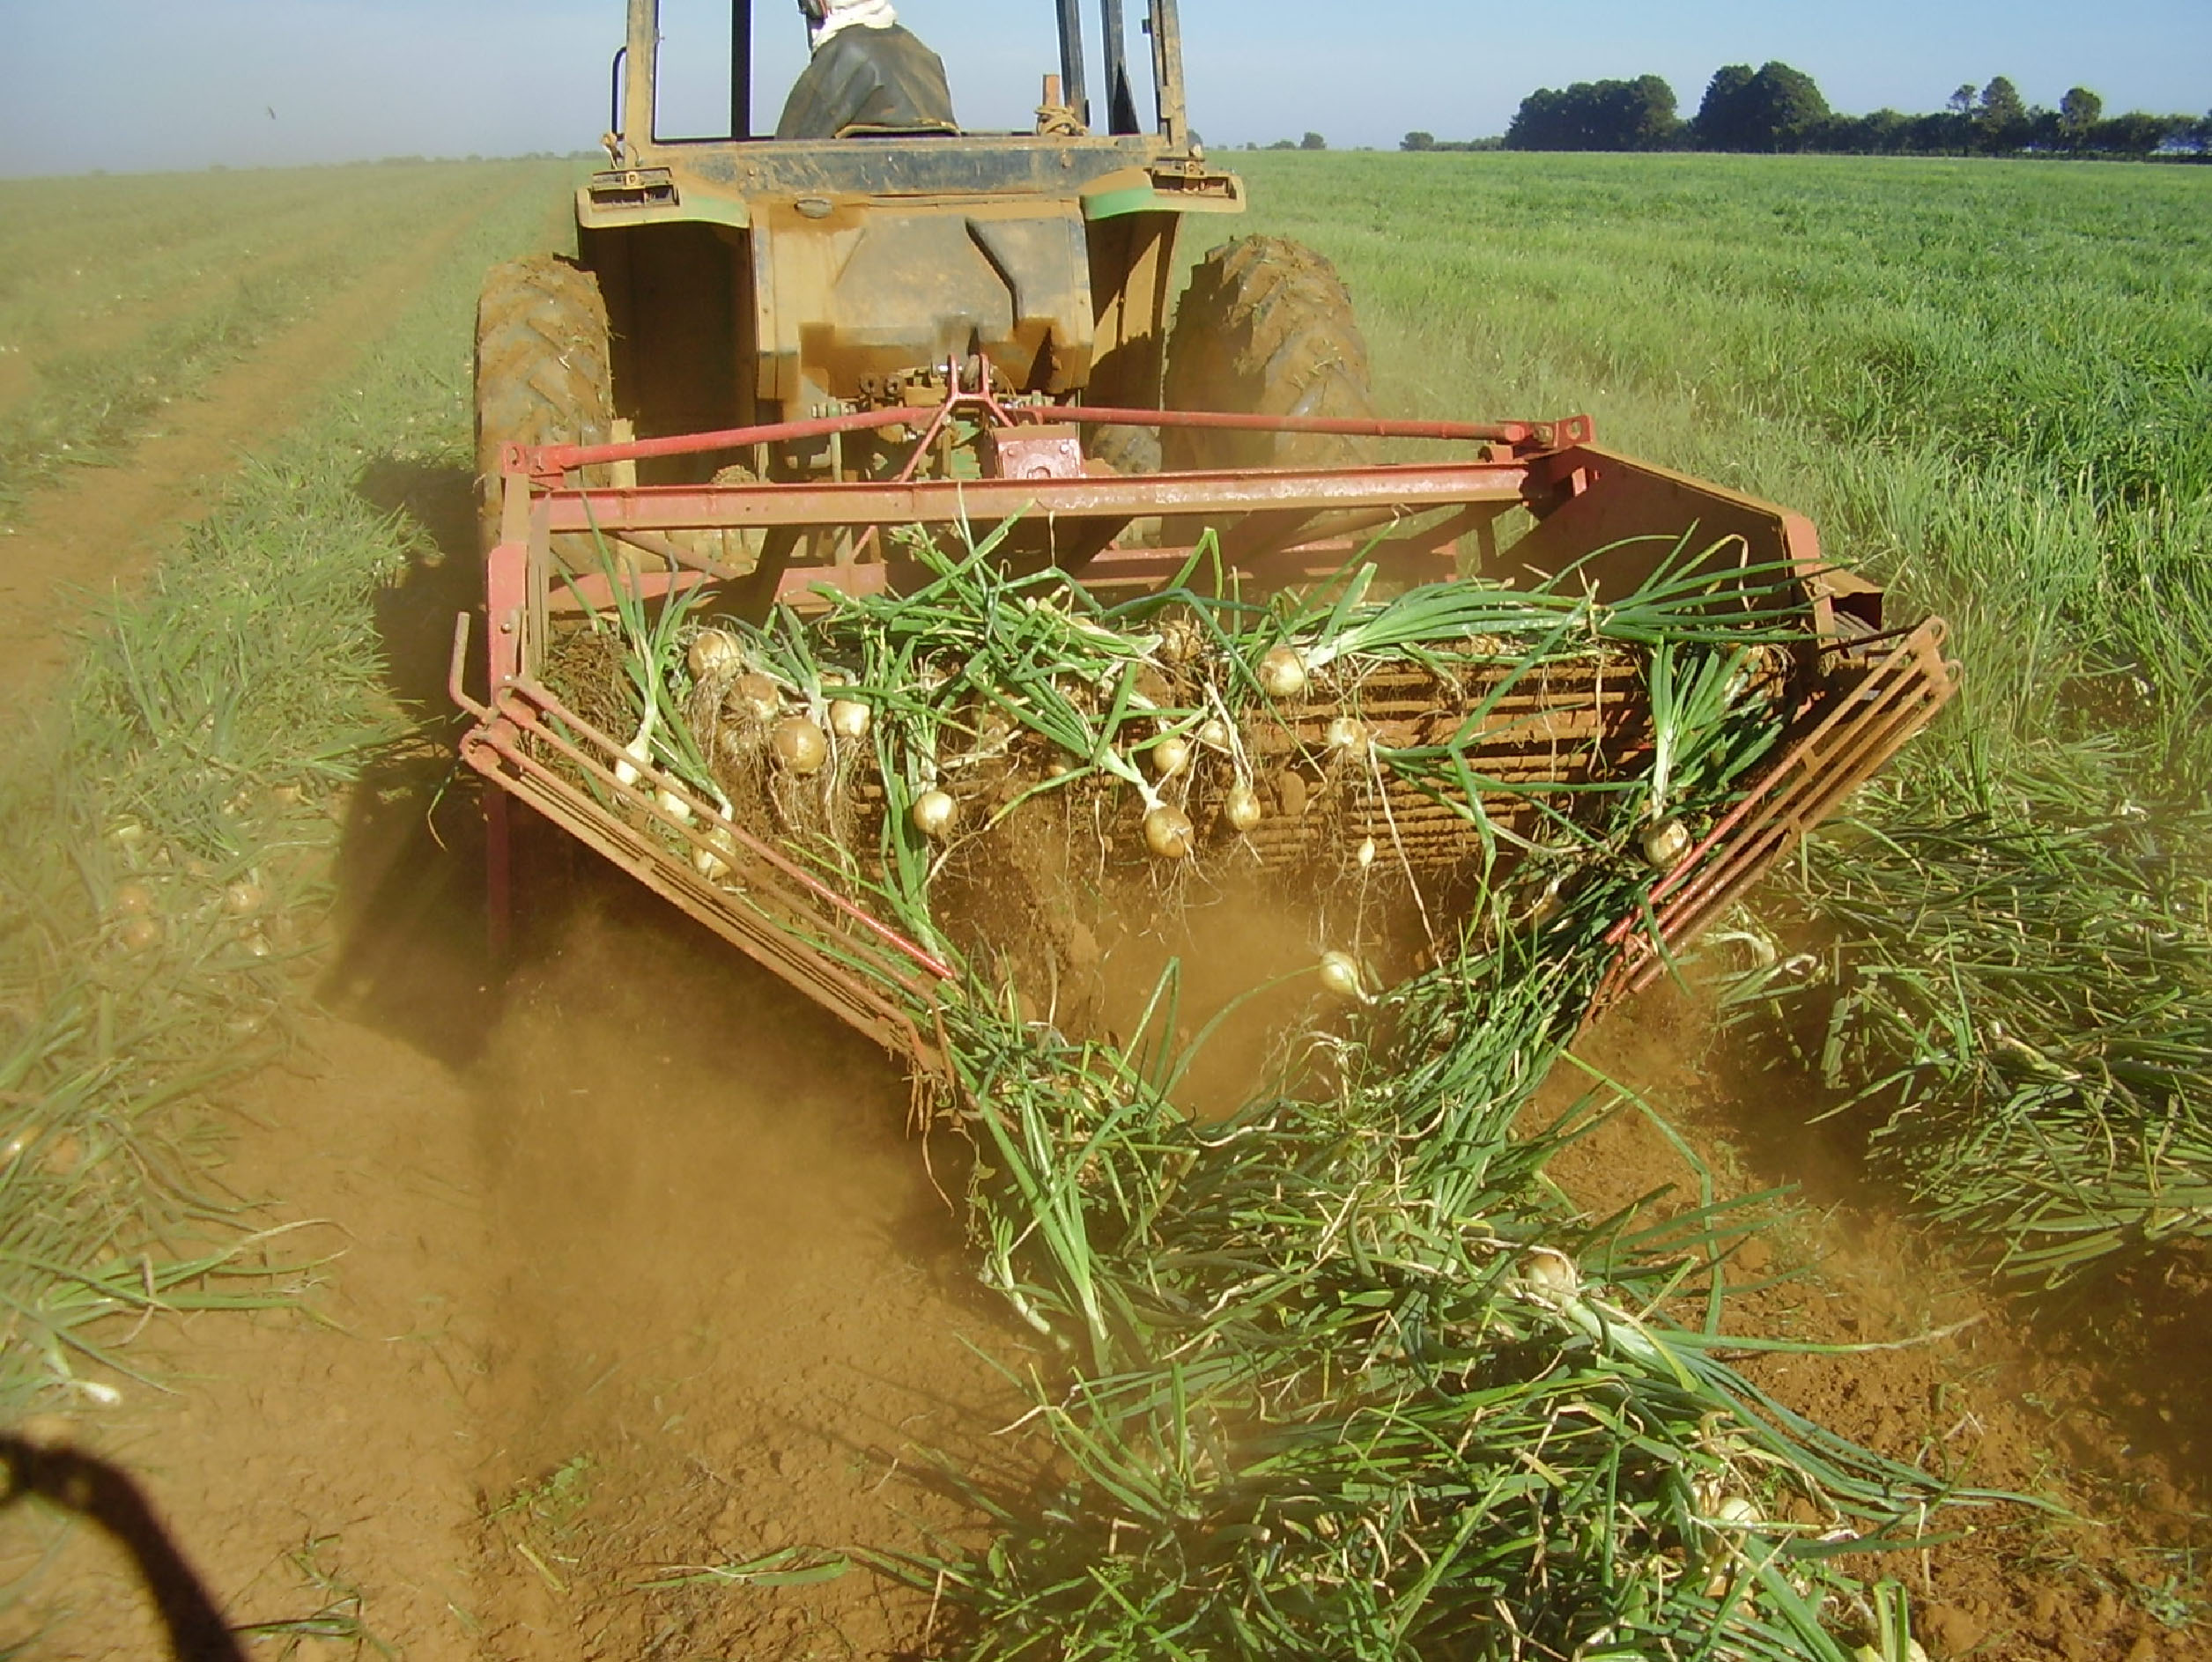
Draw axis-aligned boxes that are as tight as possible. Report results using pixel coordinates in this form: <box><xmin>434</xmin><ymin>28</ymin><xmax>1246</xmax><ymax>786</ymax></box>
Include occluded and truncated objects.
<box><xmin>1143</xmin><ymin>804</ymin><xmax>1195</xmax><ymax>860</ymax></box>
<box><xmin>111</xmin><ymin>881</ymin><xmax>156</xmax><ymax>918</ymax></box>
<box><xmin>1713</xmin><ymin>1496</ymin><xmax>1761</xmax><ymax>1529</ymax></box>
<box><xmin>686</xmin><ymin>628</ymin><xmax>743</xmax><ymax>681</ymax></box>
<box><xmin>118</xmin><ymin>915</ymin><xmax>163</xmax><ymax>953</ymax></box>
<box><xmin>1157</xmin><ymin>617</ymin><xmax>1201</xmax><ymax>664</ymax></box>
<box><xmin>1257</xmin><ymin>644</ymin><xmax>1307</xmax><ymax>699</ymax></box>
<box><xmin>1639</xmin><ymin>816</ymin><xmax>1691</xmax><ymax>871</ymax></box>
<box><xmin>1150</xmin><ymin>736</ymin><xmax>1190</xmax><ymax>779</ymax></box>
<box><xmin>1325</xmin><ymin>715</ymin><xmax>1368</xmax><ymax>753</ymax></box>
<box><xmin>1317</xmin><ymin>949</ymin><xmax>1365</xmax><ymax>1001</ymax></box>
<box><xmin>1355</xmin><ymin>836</ymin><xmax>1377</xmax><ymax>869</ymax></box>
<box><xmin>656</xmin><ymin>787</ymin><xmax>693</xmax><ymax>823</ymax></box>
<box><xmin>1223</xmin><ymin>783</ymin><xmax>1262</xmax><ymax>832</ymax></box>
<box><xmin>911</xmin><ymin>789</ymin><xmax>958</xmax><ymax>839</ymax></box>
<box><xmin>771</xmin><ymin>715</ymin><xmax>828</xmax><ymax>774</ymax></box>
<box><xmin>828</xmin><ymin>698</ymin><xmax>871</xmax><ymax>740</ymax></box>
<box><xmin>1197</xmin><ymin>717</ymin><xmax>1230</xmax><ymax>752</ymax></box>
<box><xmin>1517</xmin><ymin>1245</ymin><xmax>1579</xmax><ymax>1296</ymax></box>
<box><xmin>694</xmin><ymin>825</ymin><xmax>738</xmax><ymax>883</ymax></box>
<box><xmin>222</xmin><ymin>880</ymin><xmax>263</xmax><ymax>916</ymax></box>
<box><xmin>729</xmin><ymin>672</ymin><xmax>781</xmax><ymax>724</ymax></box>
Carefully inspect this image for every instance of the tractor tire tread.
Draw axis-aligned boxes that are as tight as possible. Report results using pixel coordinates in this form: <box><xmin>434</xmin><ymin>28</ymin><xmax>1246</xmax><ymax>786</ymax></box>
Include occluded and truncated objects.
<box><xmin>474</xmin><ymin>254</ymin><xmax>615</xmax><ymax>549</ymax></box>
<box><xmin>1161</xmin><ymin>236</ymin><xmax>1378</xmax><ymax>473</ymax></box>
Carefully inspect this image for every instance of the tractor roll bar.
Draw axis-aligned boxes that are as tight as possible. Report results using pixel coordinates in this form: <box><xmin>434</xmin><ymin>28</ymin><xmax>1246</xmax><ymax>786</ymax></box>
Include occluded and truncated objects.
<box><xmin>1056</xmin><ymin>0</ymin><xmax>1088</xmax><ymax>126</ymax></box>
<box><xmin>613</xmin><ymin>0</ymin><xmax>1189</xmax><ymax>149</ymax></box>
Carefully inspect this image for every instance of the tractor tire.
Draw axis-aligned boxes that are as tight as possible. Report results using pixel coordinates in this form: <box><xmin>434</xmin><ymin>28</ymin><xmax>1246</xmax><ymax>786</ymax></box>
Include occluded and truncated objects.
<box><xmin>474</xmin><ymin>255</ymin><xmax>615</xmax><ymax>551</ymax></box>
<box><xmin>1161</xmin><ymin>236</ymin><xmax>1380</xmax><ymax>473</ymax></box>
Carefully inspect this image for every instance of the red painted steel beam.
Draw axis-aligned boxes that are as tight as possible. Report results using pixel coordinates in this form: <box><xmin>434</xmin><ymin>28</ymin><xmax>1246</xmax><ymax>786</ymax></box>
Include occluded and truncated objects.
<box><xmin>527</xmin><ymin>407</ymin><xmax>1588</xmax><ymax>476</ymax></box>
<box><xmin>536</xmin><ymin>462</ymin><xmax>1535</xmax><ymax>534</ymax></box>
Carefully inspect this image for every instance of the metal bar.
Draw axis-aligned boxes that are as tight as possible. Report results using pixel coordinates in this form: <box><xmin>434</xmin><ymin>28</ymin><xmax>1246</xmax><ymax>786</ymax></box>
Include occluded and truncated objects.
<box><xmin>538</xmin><ymin>463</ymin><xmax>1535</xmax><ymax>533</ymax></box>
<box><xmin>625</xmin><ymin>0</ymin><xmax>658</xmax><ymax>151</ymax></box>
<box><xmin>730</xmin><ymin>0</ymin><xmax>751</xmax><ymax>139</ymax></box>
<box><xmin>1056</xmin><ymin>0</ymin><xmax>1088</xmax><ymax>127</ymax></box>
<box><xmin>1067</xmin><ymin>406</ymin><xmax>1541</xmax><ymax>443</ymax></box>
<box><xmin>534</xmin><ymin>406</ymin><xmax>1551</xmax><ymax>476</ymax></box>
<box><xmin>1148</xmin><ymin>0</ymin><xmax>1185</xmax><ymax>147</ymax></box>
<box><xmin>1100</xmin><ymin>0</ymin><xmax>1136</xmax><ymax>134</ymax></box>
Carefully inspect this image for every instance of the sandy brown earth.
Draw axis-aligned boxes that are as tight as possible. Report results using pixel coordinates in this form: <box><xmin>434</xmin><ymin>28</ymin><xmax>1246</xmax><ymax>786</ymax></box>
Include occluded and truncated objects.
<box><xmin>0</xmin><ymin>247</ymin><xmax>2206</xmax><ymax>1662</ymax></box>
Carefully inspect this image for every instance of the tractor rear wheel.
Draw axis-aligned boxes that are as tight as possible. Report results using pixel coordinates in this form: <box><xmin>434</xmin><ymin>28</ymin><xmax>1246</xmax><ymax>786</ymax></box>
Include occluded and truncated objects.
<box><xmin>474</xmin><ymin>255</ymin><xmax>614</xmax><ymax>551</ymax></box>
<box><xmin>1161</xmin><ymin>237</ymin><xmax>1379</xmax><ymax>472</ymax></box>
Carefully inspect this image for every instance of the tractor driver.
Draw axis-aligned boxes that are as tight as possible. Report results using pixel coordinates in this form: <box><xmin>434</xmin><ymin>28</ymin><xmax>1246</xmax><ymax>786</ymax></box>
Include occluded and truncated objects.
<box><xmin>775</xmin><ymin>0</ymin><xmax>959</xmax><ymax>140</ymax></box>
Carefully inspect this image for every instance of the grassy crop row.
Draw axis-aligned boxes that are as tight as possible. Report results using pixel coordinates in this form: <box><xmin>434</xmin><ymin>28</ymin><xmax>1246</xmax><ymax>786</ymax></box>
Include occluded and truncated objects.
<box><xmin>1225</xmin><ymin>151</ymin><xmax>2212</xmax><ymax>1285</ymax></box>
<box><xmin>0</xmin><ymin>162</ymin><xmax>526</xmax><ymax>518</ymax></box>
<box><xmin>0</xmin><ymin>159</ymin><xmax>574</xmax><ymax>1419</ymax></box>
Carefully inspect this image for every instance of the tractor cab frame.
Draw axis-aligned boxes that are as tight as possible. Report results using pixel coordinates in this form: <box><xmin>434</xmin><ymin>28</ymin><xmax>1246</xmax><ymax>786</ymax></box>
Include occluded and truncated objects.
<box><xmin>581</xmin><ymin>0</ymin><xmax>1244</xmax><ymax>446</ymax></box>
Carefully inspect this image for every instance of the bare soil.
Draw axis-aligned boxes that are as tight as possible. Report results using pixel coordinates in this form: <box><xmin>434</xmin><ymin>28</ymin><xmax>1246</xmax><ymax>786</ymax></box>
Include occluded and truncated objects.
<box><xmin>0</xmin><ymin>299</ymin><xmax>2206</xmax><ymax>1661</ymax></box>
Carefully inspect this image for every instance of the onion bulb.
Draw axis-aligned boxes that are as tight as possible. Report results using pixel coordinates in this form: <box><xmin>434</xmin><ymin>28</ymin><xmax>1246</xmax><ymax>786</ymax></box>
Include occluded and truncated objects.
<box><xmin>1223</xmin><ymin>783</ymin><xmax>1262</xmax><ymax>832</ymax></box>
<box><xmin>1143</xmin><ymin>804</ymin><xmax>1195</xmax><ymax>860</ymax></box>
<box><xmin>1317</xmin><ymin>949</ymin><xmax>1367</xmax><ymax>1001</ymax></box>
<box><xmin>1713</xmin><ymin>1496</ymin><xmax>1761</xmax><ymax>1529</ymax></box>
<box><xmin>1197</xmin><ymin>717</ymin><xmax>1230</xmax><ymax>752</ymax></box>
<box><xmin>1517</xmin><ymin>1245</ymin><xmax>1579</xmax><ymax>1296</ymax></box>
<box><xmin>1355</xmin><ymin>836</ymin><xmax>1377</xmax><ymax>869</ymax></box>
<box><xmin>771</xmin><ymin>715</ymin><xmax>828</xmax><ymax>774</ymax></box>
<box><xmin>1325</xmin><ymin>715</ymin><xmax>1368</xmax><ymax>754</ymax></box>
<box><xmin>729</xmin><ymin>672</ymin><xmax>781</xmax><ymax>724</ymax></box>
<box><xmin>1639</xmin><ymin>816</ymin><xmax>1691</xmax><ymax>871</ymax></box>
<box><xmin>1257</xmin><ymin>645</ymin><xmax>1307</xmax><ymax>699</ymax></box>
<box><xmin>118</xmin><ymin>915</ymin><xmax>163</xmax><ymax>953</ymax></box>
<box><xmin>828</xmin><ymin>698</ymin><xmax>871</xmax><ymax>741</ymax></box>
<box><xmin>1150</xmin><ymin>736</ymin><xmax>1190</xmax><ymax>779</ymax></box>
<box><xmin>111</xmin><ymin>881</ymin><xmax>156</xmax><ymax>918</ymax></box>
<box><xmin>694</xmin><ymin>825</ymin><xmax>738</xmax><ymax>883</ymax></box>
<box><xmin>911</xmin><ymin>789</ymin><xmax>958</xmax><ymax>839</ymax></box>
<box><xmin>686</xmin><ymin>628</ymin><xmax>743</xmax><ymax>681</ymax></box>
<box><xmin>1157</xmin><ymin>617</ymin><xmax>1201</xmax><ymax>664</ymax></box>
<box><xmin>222</xmin><ymin>880</ymin><xmax>263</xmax><ymax>916</ymax></box>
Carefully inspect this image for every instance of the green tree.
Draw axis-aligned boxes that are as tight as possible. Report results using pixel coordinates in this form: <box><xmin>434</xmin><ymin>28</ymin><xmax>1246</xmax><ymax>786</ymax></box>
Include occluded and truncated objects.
<box><xmin>1299</xmin><ymin>130</ymin><xmax>1327</xmax><ymax>151</ymax></box>
<box><xmin>1507</xmin><ymin>75</ymin><xmax>1678</xmax><ymax>151</ymax></box>
<box><xmin>2057</xmin><ymin>86</ymin><xmax>2104</xmax><ymax>153</ymax></box>
<box><xmin>2087</xmin><ymin>111</ymin><xmax>2177</xmax><ymax>158</ymax></box>
<box><xmin>1692</xmin><ymin>62</ymin><xmax>1826</xmax><ymax>151</ymax></box>
<box><xmin>1978</xmin><ymin>76</ymin><xmax>2030</xmax><ymax>151</ymax></box>
<box><xmin>1691</xmin><ymin>63</ymin><xmax>1757</xmax><ymax>147</ymax></box>
<box><xmin>1400</xmin><ymin>130</ymin><xmax>1435</xmax><ymax>151</ymax></box>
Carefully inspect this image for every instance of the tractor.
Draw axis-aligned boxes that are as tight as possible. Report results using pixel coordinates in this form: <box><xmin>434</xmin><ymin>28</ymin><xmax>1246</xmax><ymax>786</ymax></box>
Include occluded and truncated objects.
<box><xmin>455</xmin><ymin>0</ymin><xmax>1957</xmax><ymax>1070</ymax></box>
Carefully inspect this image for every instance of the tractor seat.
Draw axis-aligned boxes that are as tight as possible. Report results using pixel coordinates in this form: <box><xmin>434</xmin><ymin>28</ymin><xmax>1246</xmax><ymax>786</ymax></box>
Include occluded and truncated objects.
<box><xmin>774</xmin><ymin>25</ymin><xmax>960</xmax><ymax>140</ymax></box>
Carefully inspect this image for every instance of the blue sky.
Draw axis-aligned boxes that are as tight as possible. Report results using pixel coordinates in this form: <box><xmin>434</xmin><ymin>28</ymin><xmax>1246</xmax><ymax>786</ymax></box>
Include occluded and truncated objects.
<box><xmin>3</xmin><ymin>0</ymin><xmax>2206</xmax><ymax>175</ymax></box>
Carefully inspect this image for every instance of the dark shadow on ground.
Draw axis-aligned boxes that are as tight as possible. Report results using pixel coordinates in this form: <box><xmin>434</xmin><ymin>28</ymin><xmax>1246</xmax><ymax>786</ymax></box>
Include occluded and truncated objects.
<box><xmin>316</xmin><ymin>456</ymin><xmax>506</xmax><ymax>1068</ymax></box>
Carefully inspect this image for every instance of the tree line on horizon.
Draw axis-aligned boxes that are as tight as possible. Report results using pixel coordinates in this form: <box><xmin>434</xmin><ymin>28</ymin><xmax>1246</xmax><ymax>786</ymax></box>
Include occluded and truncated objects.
<box><xmin>1399</xmin><ymin>66</ymin><xmax>2210</xmax><ymax>159</ymax></box>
